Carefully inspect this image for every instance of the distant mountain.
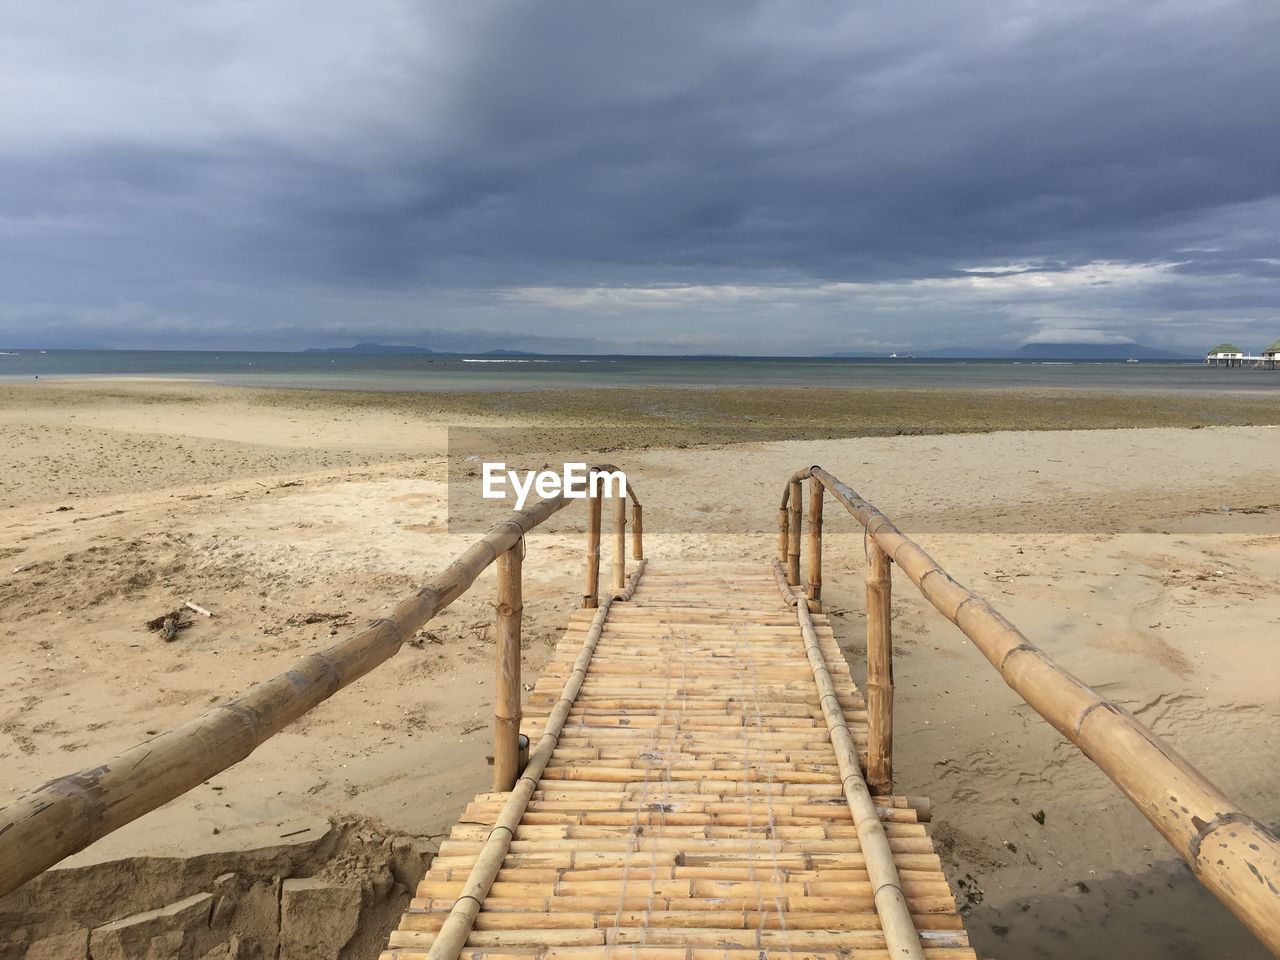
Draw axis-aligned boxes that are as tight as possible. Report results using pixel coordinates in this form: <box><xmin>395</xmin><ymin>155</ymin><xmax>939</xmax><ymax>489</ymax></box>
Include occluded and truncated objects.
<box><xmin>305</xmin><ymin>342</ymin><xmax>435</xmax><ymax>354</ymax></box>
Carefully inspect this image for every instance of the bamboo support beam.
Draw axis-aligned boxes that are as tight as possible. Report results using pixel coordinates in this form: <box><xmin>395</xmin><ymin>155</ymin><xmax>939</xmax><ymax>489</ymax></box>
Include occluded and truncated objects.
<box><xmin>795</xmin><ymin>464</ymin><xmax>1280</xmax><ymax>957</ymax></box>
<box><xmin>493</xmin><ymin>543</ymin><xmax>523</xmax><ymax>792</ymax></box>
<box><xmin>866</xmin><ymin>538</ymin><xmax>893</xmax><ymax>795</ymax></box>
<box><xmin>806</xmin><ymin>478</ymin><xmax>823</xmax><ymax>603</ymax></box>
<box><xmin>583</xmin><ymin>491</ymin><xmax>602</xmax><ymax>609</ymax></box>
<box><xmin>786</xmin><ymin>478</ymin><xmax>802</xmax><ymax>585</ymax></box>
<box><xmin>611</xmin><ymin>492</ymin><xmax>626</xmax><ymax>593</ymax></box>
<box><xmin>772</xmin><ymin>560</ymin><xmax>925</xmax><ymax>960</ymax></box>
<box><xmin>427</xmin><ymin>560</ymin><xmax>647</xmax><ymax>960</ymax></box>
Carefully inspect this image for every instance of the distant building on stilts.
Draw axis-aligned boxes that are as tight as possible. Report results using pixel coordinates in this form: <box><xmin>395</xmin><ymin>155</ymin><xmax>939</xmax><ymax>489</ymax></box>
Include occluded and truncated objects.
<box><xmin>1205</xmin><ymin>343</ymin><xmax>1247</xmax><ymax>367</ymax></box>
<box><xmin>1203</xmin><ymin>340</ymin><xmax>1280</xmax><ymax>368</ymax></box>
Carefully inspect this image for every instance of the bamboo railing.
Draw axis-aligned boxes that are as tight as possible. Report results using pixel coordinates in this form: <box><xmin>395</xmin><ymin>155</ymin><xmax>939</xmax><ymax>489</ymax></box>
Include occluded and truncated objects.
<box><xmin>427</xmin><ymin>560</ymin><xmax>647</xmax><ymax>960</ymax></box>
<box><xmin>0</xmin><ymin>466</ymin><xmax>641</xmax><ymax>899</ymax></box>
<box><xmin>780</xmin><ymin>465</ymin><xmax>1280</xmax><ymax>957</ymax></box>
<box><xmin>772</xmin><ymin>564</ymin><xmax>926</xmax><ymax>960</ymax></box>
<box><xmin>582</xmin><ymin>482</ymin><xmax>642</xmax><ymax>609</ymax></box>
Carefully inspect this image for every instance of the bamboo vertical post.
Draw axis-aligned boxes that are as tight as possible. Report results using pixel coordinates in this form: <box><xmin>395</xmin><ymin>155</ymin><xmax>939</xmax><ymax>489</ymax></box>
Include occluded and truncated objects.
<box><xmin>631</xmin><ymin>502</ymin><xmax>644</xmax><ymax>560</ymax></box>
<box><xmin>786</xmin><ymin>479</ymin><xmax>802</xmax><ymax>585</ymax></box>
<box><xmin>493</xmin><ymin>543</ymin><xmax>523</xmax><ymax>792</ymax></box>
<box><xmin>583</xmin><ymin>490</ymin><xmax>601</xmax><ymax>608</ymax></box>
<box><xmin>866</xmin><ymin>538</ymin><xmax>893</xmax><ymax>795</ymax></box>
<box><xmin>777</xmin><ymin>501</ymin><xmax>789</xmax><ymax>565</ymax></box>
<box><xmin>611</xmin><ymin>492</ymin><xmax>627</xmax><ymax>593</ymax></box>
<box><xmin>806</xmin><ymin>478</ymin><xmax>823</xmax><ymax>603</ymax></box>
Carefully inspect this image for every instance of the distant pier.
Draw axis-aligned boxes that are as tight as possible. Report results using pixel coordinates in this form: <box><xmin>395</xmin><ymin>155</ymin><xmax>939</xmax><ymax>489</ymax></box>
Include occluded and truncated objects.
<box><xmin>1205</xmin><ymin>341</ymin><xmax>1280</xmax><ymax>368</ymax></box>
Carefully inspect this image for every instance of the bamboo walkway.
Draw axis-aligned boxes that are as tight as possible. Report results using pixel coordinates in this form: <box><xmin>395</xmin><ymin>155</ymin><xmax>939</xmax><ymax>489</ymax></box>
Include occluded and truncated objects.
<box><xmin>383</xmin><ymin>562</ymin><xmax>975</xmax><ymax>959</ymax></box>
<box><xmin>5</xmin><ymin>468</ymin><xmax>1276</xmax><ymax>954</ymax></box>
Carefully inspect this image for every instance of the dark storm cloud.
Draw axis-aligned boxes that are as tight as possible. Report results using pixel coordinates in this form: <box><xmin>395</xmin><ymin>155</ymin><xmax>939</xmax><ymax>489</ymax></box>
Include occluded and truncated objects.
<box><xmin>339</xmin><ymin>0</ymin><xmax>1280</xmax><ymax>281</ymax></box>
<box><xmin>0</xmin><ymin>1</ymin><xmax>1278</xmax><ymax>352</ymax></box>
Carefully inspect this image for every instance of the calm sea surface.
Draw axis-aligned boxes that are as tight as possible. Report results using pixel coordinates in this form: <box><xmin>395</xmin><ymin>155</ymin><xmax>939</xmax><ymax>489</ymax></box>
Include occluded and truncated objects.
<box><xmin>2</xmin><ymin>349</ymin><xmax>1278</xmax><ymax>394</ymax></box>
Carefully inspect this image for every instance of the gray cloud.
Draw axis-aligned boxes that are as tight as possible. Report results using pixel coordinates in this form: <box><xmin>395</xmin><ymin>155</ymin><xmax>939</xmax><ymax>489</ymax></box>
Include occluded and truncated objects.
<box><xmin>1</xmin><ymin>0</ymin><xmax>1278</xmax><ymax>353</ymax></box>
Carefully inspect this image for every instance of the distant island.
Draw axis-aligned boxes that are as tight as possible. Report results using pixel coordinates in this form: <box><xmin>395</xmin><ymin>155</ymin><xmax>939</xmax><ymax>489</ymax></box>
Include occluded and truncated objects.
<box><xmin>826</xmin><ymin>342</ymin><xmax>1197</xmax><ymax>361</ymax></box>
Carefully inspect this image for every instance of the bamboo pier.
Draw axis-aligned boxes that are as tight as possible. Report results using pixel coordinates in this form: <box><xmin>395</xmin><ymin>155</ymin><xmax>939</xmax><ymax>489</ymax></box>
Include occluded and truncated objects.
<box><xmin>385</xmin><ymin>563</ymin><xmax>966</xmax><ymax>959</ymax></box>
<box><xmin>2</xmin><ymin>462</ymin><xmax>1278</xmax><ymax>956</ymax></box>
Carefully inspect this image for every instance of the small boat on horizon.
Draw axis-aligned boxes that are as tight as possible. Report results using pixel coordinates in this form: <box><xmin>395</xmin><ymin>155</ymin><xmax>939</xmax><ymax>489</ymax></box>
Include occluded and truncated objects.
<box><xmin>888</xmin><ymin>352</ymin><xmax>915</xmax><ymax>359</ymax></box>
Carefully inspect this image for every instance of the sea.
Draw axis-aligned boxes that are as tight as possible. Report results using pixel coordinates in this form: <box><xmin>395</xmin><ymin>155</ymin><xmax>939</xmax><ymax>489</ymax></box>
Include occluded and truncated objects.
<box><xmin>1</xmin><ymin>349</ymin><xmax>1278</xmax><ymax>394</ymax></box>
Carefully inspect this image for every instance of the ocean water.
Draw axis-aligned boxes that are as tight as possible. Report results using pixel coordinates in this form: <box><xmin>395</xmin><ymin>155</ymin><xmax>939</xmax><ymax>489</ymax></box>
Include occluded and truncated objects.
<box><xmin>1</xmin><ymin>348</ymin><xmax>1279</xmax><ymax>394</ymax></box>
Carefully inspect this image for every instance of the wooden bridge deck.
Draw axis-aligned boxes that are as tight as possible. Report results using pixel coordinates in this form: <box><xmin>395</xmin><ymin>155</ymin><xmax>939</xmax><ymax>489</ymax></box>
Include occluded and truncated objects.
<box><xmin>383</xmin><ymin>562</ymin><xmax>975</xmax><ymax>959</ymax></box>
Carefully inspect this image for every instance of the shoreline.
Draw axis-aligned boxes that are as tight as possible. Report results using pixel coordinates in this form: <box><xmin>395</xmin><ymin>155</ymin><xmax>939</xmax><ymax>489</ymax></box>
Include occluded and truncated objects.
<box><xmin>6</xmin><ymin>376</ymin><xmax>1280</xmax><ymax>428</ymax></box>
<box><xmin>7</xmin><ymin>367</ymin><xmax>1280</xmax><ymax>401</ymax></box>
<box><xmin>7</xmin><ymin>349</ymin><xmax>1280</xmax><ymax>400</ymax></box>
<box><xmin>7</xmin><ymin>368</ymin><xmax>1280</xmax><ymax>398</ymax></box>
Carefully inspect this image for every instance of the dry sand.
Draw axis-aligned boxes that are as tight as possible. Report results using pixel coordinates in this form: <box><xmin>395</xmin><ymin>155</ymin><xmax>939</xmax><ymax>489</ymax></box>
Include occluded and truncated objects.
<box><xmin>2</xmin><ymin>379</ymin><xmax>1279</xmax><ymax>958</ymax></box>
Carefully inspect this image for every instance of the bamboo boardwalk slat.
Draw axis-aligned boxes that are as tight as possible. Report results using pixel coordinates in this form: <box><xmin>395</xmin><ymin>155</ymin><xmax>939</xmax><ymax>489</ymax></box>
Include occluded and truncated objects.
<box><xmin>383</xmin><ymin>562</ymin><xmax>974</xmax><ymax>959</ymax></box>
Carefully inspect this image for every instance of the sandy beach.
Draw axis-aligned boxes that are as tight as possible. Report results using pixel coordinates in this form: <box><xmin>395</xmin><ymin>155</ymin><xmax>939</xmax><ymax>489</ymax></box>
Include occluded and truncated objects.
<box><xmin>2</xmin><ymin>379</ymin><xmax>1279</xmax><ymax>958</ymax></box>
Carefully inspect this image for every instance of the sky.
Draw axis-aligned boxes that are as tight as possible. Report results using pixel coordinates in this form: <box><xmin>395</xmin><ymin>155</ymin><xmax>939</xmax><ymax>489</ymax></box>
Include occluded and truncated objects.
<box><xmin>1</xmin><ymin>0</ymin><xmax>1278</xmax><ymax>355</ymax></box>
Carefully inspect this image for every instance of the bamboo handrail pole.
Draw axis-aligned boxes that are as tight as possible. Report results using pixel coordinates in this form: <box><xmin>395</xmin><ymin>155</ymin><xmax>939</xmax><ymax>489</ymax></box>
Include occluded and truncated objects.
<box><xmin>493</xmin><ymin>543</ymin><xmax>523</xmax><ymax>792</ymax></box>
<box><xmin>865</xmin><ymin>539</ymin><xmax>893</xmax><ymax>795</ymax></box>
<box><xmin>611</xmin><ymin>492</ymin><xmax>626</xmax><ymax>593</ymax></box>
<box><xmin>804</xmin><ymin>465</ymin><xmax>1280</xmax><ymax>956</ymax></box>
<box><xmin>806</xmin><ymin>478</ymin><xmax>824</xmax><ymax>602</ymax></box>
<box><xmin>0</xmin><ymin>495</ymin><xmax>568</xmax><ymax>900</ymax></box>
<box><xmin>617</xmin><ymin>475</ymin><xmax>641</xmax><ymax>508</ymax></box>
<box><xmin>787</xmin><ymin>465</ymin><xmax>819</xmax><ymax>486</ymax></box>
<box><xmin>427</xmin><ymin>560</ymin><xmax>646</xmax><ymax>960</ymax></box>
<box><xmin>787</xmin><ymin>479</ymin><xmax>802</xmax><ymax>585</ymax></box>
<box><xmin>0</xmin><ymin>465</ymin><xmax>641</xmax><ymax>901</ymax></box>
<box><xmin>583</xmin><ymin>490</ymin><xmax>602</xmax><ymax>608</ymax></box>
<box><xmin>771</xmin><ymin>560</ymin><xmax>925</xmax><ymax>960</ymax></box>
